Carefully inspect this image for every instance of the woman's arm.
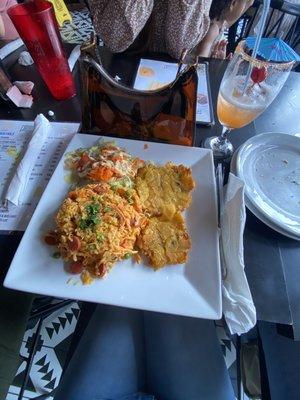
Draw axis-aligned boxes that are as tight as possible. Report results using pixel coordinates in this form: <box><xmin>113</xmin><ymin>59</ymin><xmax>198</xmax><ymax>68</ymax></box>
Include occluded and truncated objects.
<box><xmin>89</xmin><ymin>0</ymin><xmax>154</xmax><ymax>53</ymax></box>
<box><xmin>0</xmin><ymin>0</ymin><xmax>19</xmax><ymax>40</ymax></box>
<box><xmin>195</xmin><ymin>0</ymin><xmax>254</xmax><ymax>58</ymax></box>
<box><xmin>194</xmin><ymin>20</ymin><xmax>222</xmax><ymax>58</ymax></box>
<box><xmin>0</xmin><ymin>15</ymin><xmax>4</xmax><ymax>38</ymax></box>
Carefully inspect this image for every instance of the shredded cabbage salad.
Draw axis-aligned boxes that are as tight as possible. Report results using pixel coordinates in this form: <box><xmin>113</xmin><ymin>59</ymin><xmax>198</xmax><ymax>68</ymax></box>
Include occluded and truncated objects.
<box><xmin>65</xmin><ymin>141</ymin><xmax>144</xmax><ymax>188</ymax></box>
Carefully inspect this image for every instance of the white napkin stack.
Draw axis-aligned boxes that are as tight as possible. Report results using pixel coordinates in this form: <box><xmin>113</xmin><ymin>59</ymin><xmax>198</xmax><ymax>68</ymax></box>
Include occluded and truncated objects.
<box><xmin>221</xmin><ymin>173</ymin><xmax>257</xmax><ymax>335</ymax></box>
<box><xmin>4</xmin><ymin>114</ymin><xmax>51</xmax><ymax>206</ymax></box>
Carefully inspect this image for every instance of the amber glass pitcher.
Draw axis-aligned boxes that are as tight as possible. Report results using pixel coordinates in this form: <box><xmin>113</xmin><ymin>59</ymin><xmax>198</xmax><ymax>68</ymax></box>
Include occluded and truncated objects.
<box><xmin>79</xmin><ymin>35</ymin><xmax>197</xmax><ymax>146</ymax></box>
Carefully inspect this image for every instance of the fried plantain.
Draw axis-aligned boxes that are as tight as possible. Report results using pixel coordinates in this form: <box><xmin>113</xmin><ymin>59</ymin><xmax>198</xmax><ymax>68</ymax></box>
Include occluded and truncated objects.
<box><xmin>137</xmin><ymin>211</ymin><xmax>191</xmax><ymax>270</ymax></box>
<box><xmin>135</xmin><ymin>163</ymin><xmax>195</xmax><ymax>216</ymax></box>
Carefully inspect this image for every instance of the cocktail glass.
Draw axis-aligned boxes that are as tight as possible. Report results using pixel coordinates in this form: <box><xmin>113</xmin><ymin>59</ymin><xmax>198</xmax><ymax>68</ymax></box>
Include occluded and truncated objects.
<box><xmin>204</xmin><ymin>40</ymin><xmax>294</xmax><ymax>160</ymax></box>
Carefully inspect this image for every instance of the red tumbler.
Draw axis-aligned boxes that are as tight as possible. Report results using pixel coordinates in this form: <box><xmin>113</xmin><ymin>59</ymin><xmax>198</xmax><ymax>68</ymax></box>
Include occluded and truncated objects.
<box><xmin>8</xmin><ymin>1</ymin><xmax>76</xmax><ymax>100</ymax></box>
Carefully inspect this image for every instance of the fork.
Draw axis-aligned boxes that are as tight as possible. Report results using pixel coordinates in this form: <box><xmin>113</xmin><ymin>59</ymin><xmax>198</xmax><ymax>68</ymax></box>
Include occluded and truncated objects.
<box><xmin>216</xmin><ymin>163</ymin><xmax>227</xmax><ymax>280</ymax></box>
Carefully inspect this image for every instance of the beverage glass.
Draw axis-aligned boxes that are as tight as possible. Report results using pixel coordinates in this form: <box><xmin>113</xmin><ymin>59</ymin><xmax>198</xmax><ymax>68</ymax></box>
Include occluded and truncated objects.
<box><xmin>8</xmin><ymin>1</ymin><xmax>76</xmax><ymax>100</ymax></box>
<box><xmin>204</xmin><ymin>40</ymin><xmax>294</xmax><ymax>160</ymax></box>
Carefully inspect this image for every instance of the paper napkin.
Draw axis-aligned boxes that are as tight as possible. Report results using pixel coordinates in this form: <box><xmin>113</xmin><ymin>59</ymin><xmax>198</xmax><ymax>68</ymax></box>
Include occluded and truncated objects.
<box><xmin>221</xmin><ymin>173</ymin><xmax>257</xmax><ymax>335</ymax></box>
<box><xmin>13</xmin><ymin>81</ymin><xmax>34</xmax><ymax>95</ymax></box>
<box><xmin>5</xmin><ymin>114</ymin><xmax>50</xmax><ymax>206</ymax></box>
<box><xmin>6</xmin><ymin>85</ymin><xmax>33</xmax><ymax>108</ymax></box>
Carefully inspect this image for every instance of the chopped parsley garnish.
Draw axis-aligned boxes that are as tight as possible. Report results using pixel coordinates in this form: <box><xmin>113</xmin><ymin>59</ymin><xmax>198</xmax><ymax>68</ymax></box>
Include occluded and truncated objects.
<box><xmin>78</xmin><ymin>218</ymin><xmax>89</xmax><ymax>230</ymax></box>
<box><xmin>85</xmin><ymin>203</ymin><xmax>100</xmax><ymax>215</ymax></box>
<box><xmin>125</xmin><ymin>190</ymin><xmax>133</xmax><ymax>204</ymax></box>
<box><xmin>52</xmin><ymin>251</ymin><xmax>61</xmax><ymax>259</ymax></box>
<box><xmin>91</xmin><ymin>215</ymin><xmax>100</xmax><ymax>225</ymax></box>
<box><xmin>78</xmin><ymin>203</ymin><xmax>101</xmax><ymax>230</ymax></box>
<box><xmin>97</xmin><ymin>233</ymin><xmax>105</xmax><ymax>243</ymax></box>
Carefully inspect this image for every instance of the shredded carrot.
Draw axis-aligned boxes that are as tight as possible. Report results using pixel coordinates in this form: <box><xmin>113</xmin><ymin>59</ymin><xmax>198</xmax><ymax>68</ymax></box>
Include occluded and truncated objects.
<box><xmin>88</xmin><ymin>167</ymin><xmax>114</xmax><ymax>181</ymax></box>
<box><xmin>111</xmin><ymin>156</ymin><xmax>123</xmax><ymax>163</ymax></box>
<box><xmin>121</xmin><ymin>239</ymin><xmax>132</xmax><ymax>247</ymax></box>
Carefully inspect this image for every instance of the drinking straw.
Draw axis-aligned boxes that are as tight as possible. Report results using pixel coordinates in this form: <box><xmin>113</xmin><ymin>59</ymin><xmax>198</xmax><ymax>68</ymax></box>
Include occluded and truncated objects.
<box><xmin>243</xmin><ymin>0</ymin><xmax>271</xmax><ymax>91</ymax></box>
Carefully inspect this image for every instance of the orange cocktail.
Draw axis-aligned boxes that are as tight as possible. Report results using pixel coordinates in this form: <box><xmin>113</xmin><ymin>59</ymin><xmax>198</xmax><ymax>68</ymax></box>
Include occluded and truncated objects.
<box><xmin>217</xmin><ymin>76</ymin><xmax>269</xmax><ymax>129</ymax></box>
<box><xmin>217</xmin><ymin>91</ymin><xmax>263</xmax><ymax>129</ymax></box>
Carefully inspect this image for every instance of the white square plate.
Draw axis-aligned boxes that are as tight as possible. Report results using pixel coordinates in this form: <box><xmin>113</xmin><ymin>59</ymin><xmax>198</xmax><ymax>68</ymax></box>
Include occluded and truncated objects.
<box><xmin>5</xmin><ymin>135</ymin><xmax>221</xmax><ymax>319</ymax></box>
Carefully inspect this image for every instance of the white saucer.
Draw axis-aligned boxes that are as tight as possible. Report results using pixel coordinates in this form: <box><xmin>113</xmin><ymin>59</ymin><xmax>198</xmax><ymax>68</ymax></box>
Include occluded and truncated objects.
<box><xmin>230</xmin><ymin>138</ymin><xmax>300</xmax><ymax>240</ymax></box>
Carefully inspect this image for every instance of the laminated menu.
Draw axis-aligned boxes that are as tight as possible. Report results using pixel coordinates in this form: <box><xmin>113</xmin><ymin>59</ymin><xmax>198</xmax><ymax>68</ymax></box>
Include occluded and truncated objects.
<box><xmin>0</xmin><ymin>119</ymin><xmax>79</xmax><ymax>231</ymax></box>
<box><xmin>134</xmin><ymin>59</ymin><xmax>214</xmax><ymax>125</ymax></box>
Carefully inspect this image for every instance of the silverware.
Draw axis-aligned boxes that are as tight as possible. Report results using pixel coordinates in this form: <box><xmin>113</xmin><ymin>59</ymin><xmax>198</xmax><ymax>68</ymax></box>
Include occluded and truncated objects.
<box><xmin>216</xmin><ymin>163</ymin><xmax>227</xmax><ymax>280</ymax></box>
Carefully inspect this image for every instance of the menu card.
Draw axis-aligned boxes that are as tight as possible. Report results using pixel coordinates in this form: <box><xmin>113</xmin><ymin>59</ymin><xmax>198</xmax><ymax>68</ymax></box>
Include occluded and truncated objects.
<box><xmin>0</xmin><ymin>120</ymin><xmax>79</xmax><ymax>232</ymax></box>
<box><xmin>134</xmin><ymin>59</ymin><xmax>214</xmax><ymax>125</ymax></box>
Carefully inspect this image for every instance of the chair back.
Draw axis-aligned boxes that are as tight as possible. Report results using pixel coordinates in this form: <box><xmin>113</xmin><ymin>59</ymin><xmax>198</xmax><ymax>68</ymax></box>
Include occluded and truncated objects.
<box><xmin>227</xmin><ymin>0</ymin><xmax>300</xmax><ymax>54</ymax></box>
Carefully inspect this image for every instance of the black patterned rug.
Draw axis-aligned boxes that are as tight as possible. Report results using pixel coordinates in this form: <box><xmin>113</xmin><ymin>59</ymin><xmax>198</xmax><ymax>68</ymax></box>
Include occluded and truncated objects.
<box><xmin>6</xmin><ymin>299</ymin><xmax>80</xmax><ymax>399</ymax></box>
<box><xmin>6</xmin><ymin>298</ymin><xmax>240</xmax><ymax>399</ymax></box>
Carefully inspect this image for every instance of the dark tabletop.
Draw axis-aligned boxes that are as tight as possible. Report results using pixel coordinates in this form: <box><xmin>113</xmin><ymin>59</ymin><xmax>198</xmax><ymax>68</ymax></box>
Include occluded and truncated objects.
<box><xmin>1</xmin><ymin>43</ymin><xmax>300</xmax><ymax>338</ymax></box>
